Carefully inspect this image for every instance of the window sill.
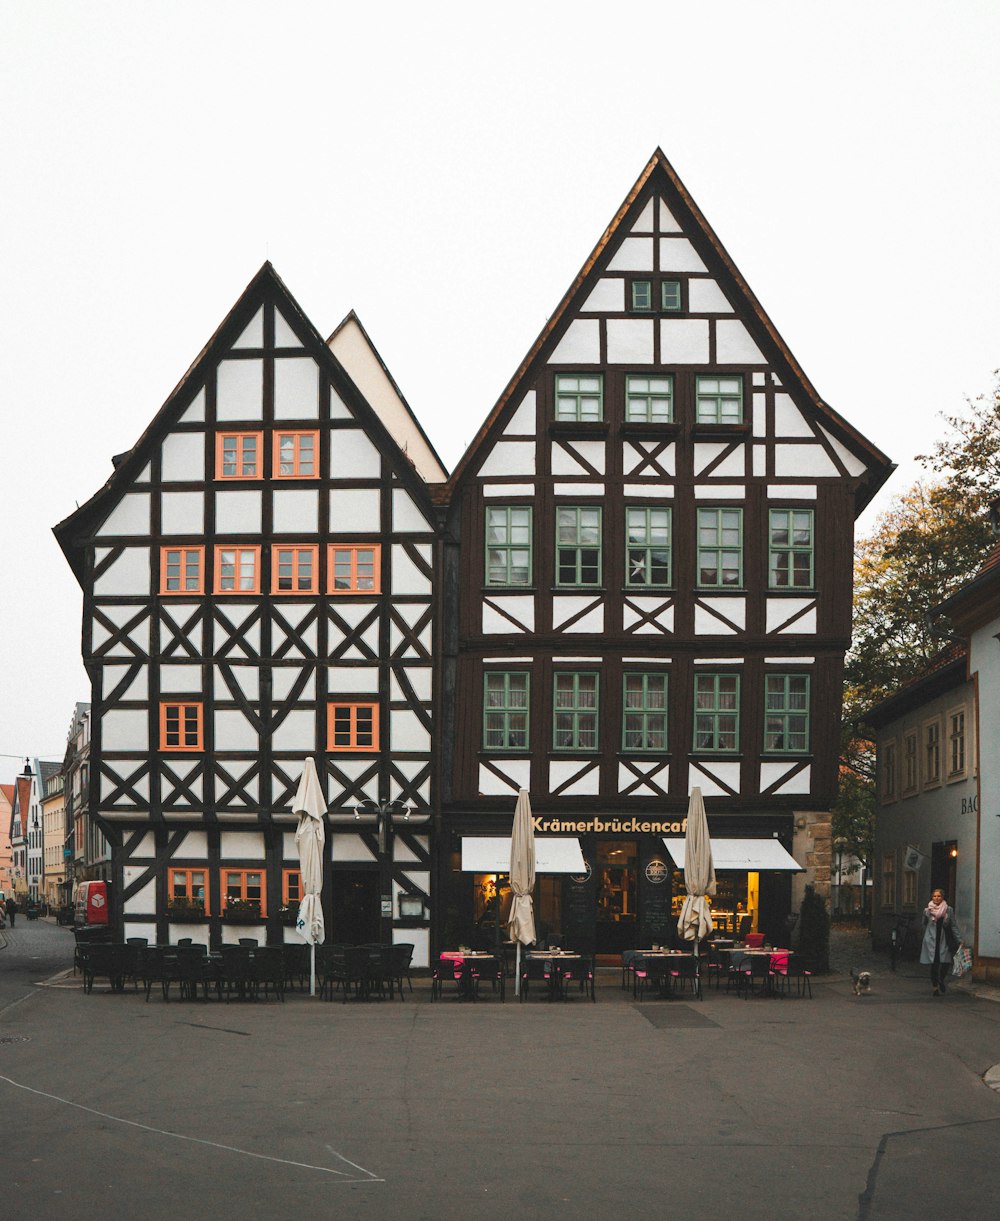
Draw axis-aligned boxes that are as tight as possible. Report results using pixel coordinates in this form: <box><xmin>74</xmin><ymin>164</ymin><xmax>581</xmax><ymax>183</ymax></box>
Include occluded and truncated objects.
<box><xmin>694</xmin><ymin>587</ymin><xmax>745</xmax><ymax>595</ymax></box>
<box><xmin>549</xmin><ymin>420</ymin><xmax>610</xmax><ymax>438</ymax></box>
<box><xmin>552</xmin><ymin>586</ymin><xmax>606</xmax><ymax>593</ymax></box>
<box><xmin>482</xmin><ymin>586</ymin><xmax>536</xmax><ymax>594</ymax></box>
<box><xmin>689</xmin><ymin>753</ymin><xmax>743</xmax><ymax>760</ymax></box>
<box><xmin>621</xmin><ymin>422</ymin><xmax>680</xmax><ymax>439</ymax></box>
<box><xmin>691</xmin><ymin>423</ymin><xmax>751</xmax><ymax>439</ymax></box>
<box><xmin>760</xmin><ymin>753</ymin><xmax>813</xmax><ymax>762</ymax></box>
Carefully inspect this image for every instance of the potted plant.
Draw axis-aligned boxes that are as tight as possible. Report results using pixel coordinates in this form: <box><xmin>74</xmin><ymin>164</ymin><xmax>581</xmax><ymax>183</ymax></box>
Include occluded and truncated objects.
<box><xmin>166</xmin><ymin>897</ymin><xmax>207</xmax><ymax>922</ymax></box>
<box><xmin>223</xmin><ymin>897</ymin><xmax>262</xmax><ymax>922</ymax></box>
<box><xmin>278</xmin><ymin>905</ymin><xmax>300</xmax><ymax>927</ymax></box>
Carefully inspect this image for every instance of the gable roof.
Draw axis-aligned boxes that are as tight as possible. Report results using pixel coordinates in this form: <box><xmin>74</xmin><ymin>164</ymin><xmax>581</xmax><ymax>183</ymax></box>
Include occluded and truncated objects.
<box><xmin>327</xmin><ymin>311</ymin><xmax>448</xmax><ymax>485</ymax></box>
<box><xmin>53</xmin><ymin>263</ymin><xmax>440</xmax><ymax>582</ymax></box>
<box><xmin>865</xmin><ymin>642</ymin><xmax>968</xmax><ymax>729</ymax></box>
<box><xmin>446</xmin><ymin>147</ymin><xmax>894</xmax><ymax>511</ymax></box>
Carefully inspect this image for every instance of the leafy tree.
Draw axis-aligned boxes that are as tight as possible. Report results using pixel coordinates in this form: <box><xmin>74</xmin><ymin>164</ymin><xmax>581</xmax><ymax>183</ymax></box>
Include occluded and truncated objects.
<box><xmin>831</xmin><ymin>767</ymin><xmax>875</xmax><ymax>877</ymax></box>
<box><xmin>845</xmin><ymin>479</ymin><xmax>991</xmax><ymax>722</ymax></box>
<box><xmin>918</xmin><ymin>371</ymin><xmax>1000</xmax><ymax>507</ymax></box>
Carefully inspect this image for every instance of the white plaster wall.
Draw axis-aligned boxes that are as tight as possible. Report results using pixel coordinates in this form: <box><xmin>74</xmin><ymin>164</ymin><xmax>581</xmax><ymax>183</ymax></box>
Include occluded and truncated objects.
<box><xmin>123</xmin><ymin>876</ymin><xmax>156</xmax><ymax>915</ymax></box>
<box><xmin>161</xmin><ymin>432</ymin><xmax>206</xmax><ymax>482</ymax></box>
<box><xmin>159</xmin><ymin>663</ymin><xmax>203</xmax><ymax>694</ymax></box>
<box><xmin>160</xmin><ymin>492</ymin><xmax>205</xmax><ymax>535</ymax></box>
<box><xmin>274</xmin><ymin>356</ymin><xmax>319</xmax><ymax>419</ymax></box>
<box><xmin>214</xmin><ymin>664</ymin><xmax>258</xmax><ymax>701</ymax></box>
<box><xmin>769</xmin><ymin>484</ymin><xmax>817</xmax><ymax>499</ymax></box>
<box><xmin>220</xmin><ymin>830</ymin><xmax>265</xmax><ymax>858</ymax></box>
<box><xmin>390</xmin><ymin>708</ymin><xmax>431</xmax><ymax>753</ymax></box>
<box><xmin>659</xmin><ymin>200</ymin><xmax>682</xmax><ymax>231</ymax></box>
<box><xmin>328</xmin><ymin>665</ymin><xmax>378</xmax><ymax>693</ymax></box>
<box><xmin>478</xmin><ymin>759</ymin><xmax>530</xmax><ymax>794</ymax></box>
<box><xmin>216</xmin><ymin>359</ymin><xmax>264</xmax><ymax>420</ymax></box>
<box><xmin>214</xmin><ymin>710</ymin><xmax>259</xmax><ymax>752</ymax></box>
<box><xmin>631</xmin><ymin>199</ymin><xmax>655</xmax><ymax>231</ymax></box>
<box><xmin>607</xmin><ymin>319</ymin><xmax>654</xmax><ymax>364</ymax></box>
<box><xmin>271</xmin><ymin>709</ymin><xmax>317</xmax><ymax>753</ymax></box>
<box><xmin>659</xmin><ymin>238</ymin><xmax>706</xmax><ymax>272</ymax></box>
<box><xmin>774</xmin><ymin>445</ymin><xmax>840</xmax><ymax>478</ymax></box>
<box><xmin>94</xmin><ymin>548</ymin><xmax>151</xmax><ymax>597</ymax></box>
<box><xmin>97</xmin><ymin>493</ymin><xmax>151</xmax><ymax>537</ymax></box>
<box><xmin>168</xmin><ymin>925</ymin><xmax>210</xmax><ymax>946</ymax></box>
<box><xmin>971</xmin><ymin>620</ymin><xmax>1000</xmax><ymax>957</ymax></box>
<box><xmin>100</xmin><ymin>663</ymin><xmax>148</xmax><ymax>701</ymax></box>
<box><xmin>179</xmin><ymin>388</ymin><xmax>206</xmax><ymax>423</ymax></box>
<box><xmin>504</xmin><ymin>392</ymin><xmax>536</xmax><ymax>435</ymax></box>
<box><xmin>272</xmin><ymin>489</ymin><xmax>319</xmax><ymax>533</ymax></box>
<box><xmin>548</xmin><ymin>762</ymin><xmax>600</xmax><ymax>795</ymax></box>
<box><xmin>688</xmin><ymin>279</ymin><xmax>733</xmax><ymax>313</ymax></box>
<box><xmin>551</xmin><ymin>441</ymin><xmax>606</xmax><ymax>477</ymax></box>
<box><xmin>399</xmin><ymin>927</ymin><xmax>429</xmax><ymax>970</ymax></box>
<box><xmin>391</xmin><ymin>544</ymin><xmax>432</xmax><ymax>595</ymax></box>
<box><xmin>716</xmin><ymin>320</ymin><xmax>766</xmax><ymax>364</ymax></box>
<box><xmin>547</xmin><ymin>319</ymin><xmax>600</xmax><ymax>364</ymax></box>
<box><xmin>393</xmin><ymin>489</ymin><xmax>431</xmax><ymax>533</ymax></box>
<box><xmin>580</xmin><ymin>279</ymin><xmax>624</xmax><ymax>312</ymax></box>
<box><xmin>329</xmin><ymin>487</ymin><xmax>380</xmax><ymax>532</ymax></box>
<box><xmin>102</xmin><ymin>709</ymin><xmax>149</xmax><ymax>752</ymax></box>
<box><xmin>331</xmin><ymin>833</ymin><xmax>375</xmax><ymax>863</ymax></box>
<box><xmin>483</xmin><ymin>598</ymin><xmax>534</xmax><ymax>633</ymax></box>
<box><xmin>215</xmin><ymin>490</ymin><xmax>262</xmax><ymax>533</ymax></box>
<box><xmin>331</xmin><ymin>429</ymin><xmax>381</xmax><ymax>477</ymax></box>
<box><xmin>660</xmin><ymin>319</ymin><xmax>709</xmax><ymax>363</ymax></box>
<box><xmin>607</xmin><ymin>238</ymin><xmax>654</xmax><ymax>271</ymax></box>
<box><xmin>177</xmin><ymin>830</ymin><xmax>209</xmax><ymax>857</ymax></box>
<box><xmin>274</xmin><ymin>310</ymin><xmax>302</xmax><ymax>347</ymax></box>
<box><xmin>391</xmin><ymin>666</ymin><xmax>432</xmax><ymax>703</ymax></box>
<box><xmin>819</xmin><ymin>427</ymin><xmax>869</xmax><ymax>477</ymax></box>
<box><xmin>774</xmin><ymin>395</ymin><xmax>815</xmax><ymax>437</ymax></box>
<box><xmin>478</xmin><ymin>442</ymin><xmax>535</xmax><ymax>478</ymax></box>
<box><xmin>232</xmin><ymin>308</ymin><xmax>263</xmax><ymax>348</ymax></box>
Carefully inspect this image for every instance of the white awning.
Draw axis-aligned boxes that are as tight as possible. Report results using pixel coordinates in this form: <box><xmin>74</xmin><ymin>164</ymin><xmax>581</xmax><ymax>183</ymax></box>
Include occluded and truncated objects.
<box><xmin>663</xmin><ymin>837</ymin><xmax>804</xmax><ymax>872</ymax></box>
<box><xmin>461</xmin><ymin>836</ymin><xmax>586</xmax><ymax>874</ymax></box>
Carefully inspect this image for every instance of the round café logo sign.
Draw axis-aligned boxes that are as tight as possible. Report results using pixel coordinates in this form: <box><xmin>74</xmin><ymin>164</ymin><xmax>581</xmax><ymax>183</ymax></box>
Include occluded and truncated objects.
<box><xmin>645</xmin><ymin>859</ymin><xmax>669</xmax><ymax>885</ymax></box>
<box><xmin>571</xmin><ymin>860</ymin><xmax>592</xmax><ymax>885</ymax></box>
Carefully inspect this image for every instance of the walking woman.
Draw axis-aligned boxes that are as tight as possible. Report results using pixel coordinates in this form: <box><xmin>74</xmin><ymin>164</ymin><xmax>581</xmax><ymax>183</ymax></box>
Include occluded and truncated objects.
<box><xmin>920</xmin><ymin>888</ymin><xmax>960</xmax><ymax>995</ymax></box>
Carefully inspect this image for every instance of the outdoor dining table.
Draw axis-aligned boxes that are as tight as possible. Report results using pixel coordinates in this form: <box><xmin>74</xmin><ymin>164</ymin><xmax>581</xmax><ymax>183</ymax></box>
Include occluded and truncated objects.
<box><xmin>525</xmin><ymin>950</ymin><xmax>585</xmax><ymax>1000</ymax></box>
<box><xmin>629</xmin><ymin>950</ymin><xmax>695</xmax><ymax>999</ymax></box>
<box><xmin>439</xmin><ymin>951</ymin><xmax>496</xmax><ymax>1000</ymax></box>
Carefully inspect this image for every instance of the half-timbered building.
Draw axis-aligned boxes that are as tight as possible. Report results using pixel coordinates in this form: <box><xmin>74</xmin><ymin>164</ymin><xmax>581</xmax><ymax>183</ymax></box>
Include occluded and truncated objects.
<box><xmin>441</xmin><ymin>149</ymin><xmax>893</xmax><ymax>953</ymax></box>
<box><xmin>55</xmin><ymin>265</ymin><xmax>443</xmax><ymax>965</ymax></box>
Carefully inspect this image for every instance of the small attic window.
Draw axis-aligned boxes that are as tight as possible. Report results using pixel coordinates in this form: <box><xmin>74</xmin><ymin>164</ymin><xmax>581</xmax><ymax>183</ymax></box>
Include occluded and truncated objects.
<box><xmin>631</xmin><ymin>281</ymin><xmax>653</xmax><ymax>311</ymax></box>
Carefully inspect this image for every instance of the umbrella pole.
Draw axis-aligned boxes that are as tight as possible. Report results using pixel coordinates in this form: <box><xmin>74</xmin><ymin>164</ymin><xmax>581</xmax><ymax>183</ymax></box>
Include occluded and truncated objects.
<box><xmin>310</xmin><ymin>941</ymin><xmax>316</xmax><ymax>998</ymax></box>
<box><xmin>515</xmin><ymin>941</ymin><xmax>521</xmax><ymax>997</ymax></box>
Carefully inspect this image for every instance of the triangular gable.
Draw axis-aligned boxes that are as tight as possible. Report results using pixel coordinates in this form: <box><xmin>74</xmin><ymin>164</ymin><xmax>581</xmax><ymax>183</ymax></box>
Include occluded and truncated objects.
<box><xmin>448</xmin><ymin>148</ymin><xmax>893</xmax><ymax>511</ymax></box>
<box><xmin>54</xmin><ymin>263</ymin><xmax>439</xmax><ymax>581</ymax></box>
<box><xmin>327</xmin><ymin>310</ymin><xmax>448</xmax><ymax>485</ymax></box>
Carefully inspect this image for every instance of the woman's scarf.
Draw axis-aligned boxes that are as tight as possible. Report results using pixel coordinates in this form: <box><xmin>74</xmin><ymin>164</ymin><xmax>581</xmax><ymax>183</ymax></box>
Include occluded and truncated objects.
<box><xmin>927</xmin><ymin>898</ymin><xmax>948</xmax><ymax>921</ymax></box>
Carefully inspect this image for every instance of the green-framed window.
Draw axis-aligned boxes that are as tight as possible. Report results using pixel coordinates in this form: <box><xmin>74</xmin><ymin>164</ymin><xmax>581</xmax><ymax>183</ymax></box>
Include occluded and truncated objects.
<box><xmin>661</xmin><ymin>279</ymin><xmax>682</xmax><ymax>311</ymax></box>
<box><xmin>769</xmin><ymin>509</ymin><xmax>814</xmax><ymax>589</ymax></box>
<box><xmin>631</xmin><ymin>280</ymin><xmax>653</xmax><ymax>311</ymax></box>
<box><xmin>696</xmin><ymin>375</ymin><xmax>743</xmax><ymax>424</ymax></box>
<box><xmin>557</xmin><ymin>506</ymin><xmax>602</xmax><ymax>586</ymax></box>
<box><xmin>694</xmin><ymin>673</ymin><xmax>740</xmax><ymax>753</ymax></box>
<box><xmin>697</xmin><ymin>507</ymin><xmax>742</xmax><ymax>587</ymax></box>
<box><xmin>553</xmin><ymin>672</ymin><xmax>599</xmax><ymax>751</ymax></box>
<box><xmin>555</xmin><ymin>374</ymin><xmax>603</xmax><ymax>422</ymax></box>
<box><xmin>626</xmin><ymin>375</ymin><xmax>674</xmax><ymax>424</ymax></box>
<box><xmin>764</xmin><ymin>674</ymin><xmax>810</xmax><ymax>753</ymax></box>
<box><xmin>483</xmin><ymin>672</ymin><xmax>530</xmax><ymax>751</ymax></box>
<box><xmin>626</xmin><ymin>506</ymin><xmax>671</xmax><ymax>587</ymax></box>
<box><xmin>622</xmin><ymin>673</ymin><xmax>668</xmax><ymax>752</ymax></box>
<box><xmin>486</xmin><ymin>506</ymin><xmax>532</xmax><ymax>586</ymax></box>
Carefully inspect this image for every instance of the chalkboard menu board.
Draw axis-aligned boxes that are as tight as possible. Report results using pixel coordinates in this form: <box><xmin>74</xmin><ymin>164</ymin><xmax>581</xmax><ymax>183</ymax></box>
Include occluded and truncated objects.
<box><xmin>562</xmin><ymin>861</ymin><xmax>596</xmax><ymax>953</ymax></box>
<box><xmin>639</xmin><ymin>849</ymin><xmax>674</xmax><ymax>945</ymax></box>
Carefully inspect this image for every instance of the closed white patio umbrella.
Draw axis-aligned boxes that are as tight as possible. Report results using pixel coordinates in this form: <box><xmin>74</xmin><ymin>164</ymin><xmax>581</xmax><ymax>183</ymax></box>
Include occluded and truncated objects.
<box><xmin>677</xmin><ymin>787</ymin><xmax>715</xmax><ymax>956</ymax></box>
<box><xmin>293</xmin><ymin>757</ymin><xmax>327</xmax><ymax>997</ymax></box>
<box><xmin>506</xmin><ymin>789</ymin><xmax>536</xmax><ymax>996</ymax></box>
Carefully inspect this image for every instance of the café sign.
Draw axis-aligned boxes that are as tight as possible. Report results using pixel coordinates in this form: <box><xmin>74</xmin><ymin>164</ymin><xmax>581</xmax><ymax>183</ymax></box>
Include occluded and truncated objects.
<box><xmin>532</xmin><ymin>816</ymin><xmax>688</xmax><ymax>835</ymax></box>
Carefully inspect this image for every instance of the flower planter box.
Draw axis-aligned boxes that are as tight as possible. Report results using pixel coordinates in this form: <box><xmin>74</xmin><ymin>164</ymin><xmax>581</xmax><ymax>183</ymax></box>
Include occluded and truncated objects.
<box><xmin>166</xmin><ymin>903</ymin><xmax>209</xmax><ymax>923</ymax></box>
<box><xmin>222</xmin><ymin>904</ymin><xmax>263</xmax><ymax>923</ymax></box>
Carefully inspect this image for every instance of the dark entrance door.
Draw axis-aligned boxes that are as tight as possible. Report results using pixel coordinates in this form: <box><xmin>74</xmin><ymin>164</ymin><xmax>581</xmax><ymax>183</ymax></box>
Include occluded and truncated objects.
<box><xmin>930</xmin><ymin>842</ymin><xmax>958</xmax><ymax>907</ymax></box>
<box><xmin>595</xmin><ymin>839</ymin><xmax>638</xmax><ymax>953</ymax></box>
<box><xmin>330</xmin><ymin>870</ymin><xmax>380</xmax><ymax>945</ymax></box>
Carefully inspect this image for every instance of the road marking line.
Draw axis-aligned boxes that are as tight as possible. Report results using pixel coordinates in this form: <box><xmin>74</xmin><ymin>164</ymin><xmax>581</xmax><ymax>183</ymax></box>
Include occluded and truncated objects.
<box><xmin>0</xmin><ymin>1074</ymin><xmax>384</xmax><ymax>1182</ymax></box>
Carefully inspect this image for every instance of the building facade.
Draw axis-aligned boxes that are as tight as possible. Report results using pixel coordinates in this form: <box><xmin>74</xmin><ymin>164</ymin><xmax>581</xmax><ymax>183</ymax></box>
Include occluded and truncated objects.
<box><xmin>440</xmin><ymin>150</ymin><xmax>892</xmax><ymax>952</ymax></box>
<box><xmin>55</xmin><ymin>267</ymin><xmax>443</xmax><ymax>964</ymax></box>
<box><xmin>55</xmin><ymin>152</ymin><xmax>892</xmax><ymax>959</ymax></box>
<box><xmin>869</xmin><ymin>650</ymin><xmax>976</xmax><ymax>953</ymax></box>
<box><xmin>42</xmin><ymin>770</ymin><xmax>67</xmax><ymax>909</ymax></box>
<box><xmin>0</xmin><ymin>784</ymin><xmax>13</xmax><ymax>898</ymax></box>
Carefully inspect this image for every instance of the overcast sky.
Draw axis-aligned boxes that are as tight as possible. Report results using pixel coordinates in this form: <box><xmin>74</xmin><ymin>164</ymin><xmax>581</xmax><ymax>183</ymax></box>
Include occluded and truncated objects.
<box><xmin>2</xmin><ymin>1</ymin><xmax>998</xmax><ymax>784</ymax></box>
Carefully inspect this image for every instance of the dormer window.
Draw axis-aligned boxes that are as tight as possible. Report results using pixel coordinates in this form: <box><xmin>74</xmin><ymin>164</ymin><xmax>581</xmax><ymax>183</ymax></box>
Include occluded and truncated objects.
<box><xmin>629</xmin><ymin>277</ymin><xmax>683</xmax><ymax>313</ymax></box>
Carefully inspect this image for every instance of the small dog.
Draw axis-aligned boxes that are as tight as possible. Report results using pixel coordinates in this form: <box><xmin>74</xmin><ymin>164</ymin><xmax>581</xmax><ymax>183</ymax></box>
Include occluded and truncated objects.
<box><xmin>851</xmin><ymin>969</ymin><xmax>872</xmax><ymax>997</ymax></box>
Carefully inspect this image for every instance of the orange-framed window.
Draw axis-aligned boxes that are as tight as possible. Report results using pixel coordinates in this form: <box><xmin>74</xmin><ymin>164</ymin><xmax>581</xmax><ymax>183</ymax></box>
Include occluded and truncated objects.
<box><xmin>168</xmin><ymin>868</ymin><xmax>208</xmax><ymax>914</ymax></box>
<box><xmin>282</xmin><ymin>869</ymin><xmax>303</xmax><ymax>907</ymax></box>
<box><xmin>327</xmin><ymin>702</ymin><xmax>379</xmax><ymax>752</ymax></box>
<box><xmin>159</xmin><ymin>702</ymin><xmax>203</xmax><ymax>752</ymax></box>
<box><xmin>222</xmin><ymin>869</ymin><xmax>266</xmax><ymax>917</ymax></box>
<box><xmin>159</xmin><ymin>546</ymin><xmax>205</xmax><ymax>595</ymax></box>
<box><xmin>274</xmin><ymin>430</ymin><xmax>319</xmax><ymax>478</ymax></box>
<box><xmin>328</xmin><ymin>544</ymin><xmax>381</xmax><ymax>594</ymax></box>
<box><xmin>216</xmin><ymin>431</ymin><xmax>264</xmax><ymax>479</ymax></box>
<box><xmin>214</xmin><ymin>545</ymin><xmax>261</xmax><ymax>593</ymax></box>
<box><xmin>272</xmin><ymin>544</ymin><xmax>319</xmax><ymax>594</ymax></box>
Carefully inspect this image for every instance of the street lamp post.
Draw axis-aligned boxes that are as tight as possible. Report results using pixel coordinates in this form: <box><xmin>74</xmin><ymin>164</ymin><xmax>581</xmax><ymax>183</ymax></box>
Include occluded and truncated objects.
<box><xmin>354</xmin><ymin>798</ymin><xmax>410</xmax><ymax>943</ymax></box>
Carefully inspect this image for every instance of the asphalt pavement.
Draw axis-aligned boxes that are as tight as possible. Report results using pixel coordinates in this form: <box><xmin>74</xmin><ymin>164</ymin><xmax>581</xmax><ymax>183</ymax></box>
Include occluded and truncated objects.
<box><xmin>1</xmin><ymin>920</ymin><xmax>999</xmax><ymax>1220</ymax></box>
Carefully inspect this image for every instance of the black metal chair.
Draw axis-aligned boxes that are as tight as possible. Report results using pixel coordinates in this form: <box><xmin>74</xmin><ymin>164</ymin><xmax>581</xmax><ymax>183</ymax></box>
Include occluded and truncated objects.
<box><xmin>432</xmin><ymin>954</ymin><xmax>465</xmax><ymax>1000</ymax></box>
<box><xmin>560</xmin><ymin>955</ymin><xmax>595</xmax><ymax>1002</ymax></box>
<box><xmin>634</xmin><ymin>955</ymin><xmax>672</xmax><ymax>1001</ymax></box>
<box><xmin>249</xmin><ymin>946</ymin><xmax>286</xmax><ymax>1001</ymax></box>
<box><xmin>389</xmin><ymin>944</ymin><xmax>414</xmax><ymax>999</ymax></box>
<box><xmin>79</xmin><ymin>943</ymin><xmax>128</xmax><ymax>994</ymax></box>
<box><xmin>738</xmin><ymin>954</ymin><xmax>772</xmax><ymax>999</ymax></box>
<box><xmin>283</xmin><ymin>943</ymin><xmax>311</xmax><ymax>991</ymax></box>
<box><xmin>519</xmin><ymin>956</ymin><xmax>554</xmax><ymax>1002</ymax></box>
<box><xmin>471</xmin><ymin>955</ymin><xmax>504</xmax><ymax>1002</ymax></box>
<box><xmin>141</xmin><ymin>947</ymin><xmax>184</xmax><ymax>1002</ymax></box>
<box><xmin>670</xmin><ymin>956</ymin><xmax>702</xmax><ymax>1000</ymax></box>
<box><xmin>218</xmin><ymin>946</ymin><xmax>255</xmax><ymax>1001</ymax></box>
<box><xmin>174</xmin><ymin>945</ymin><xmax>213</xmax><ymax>1002</ymax></box>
